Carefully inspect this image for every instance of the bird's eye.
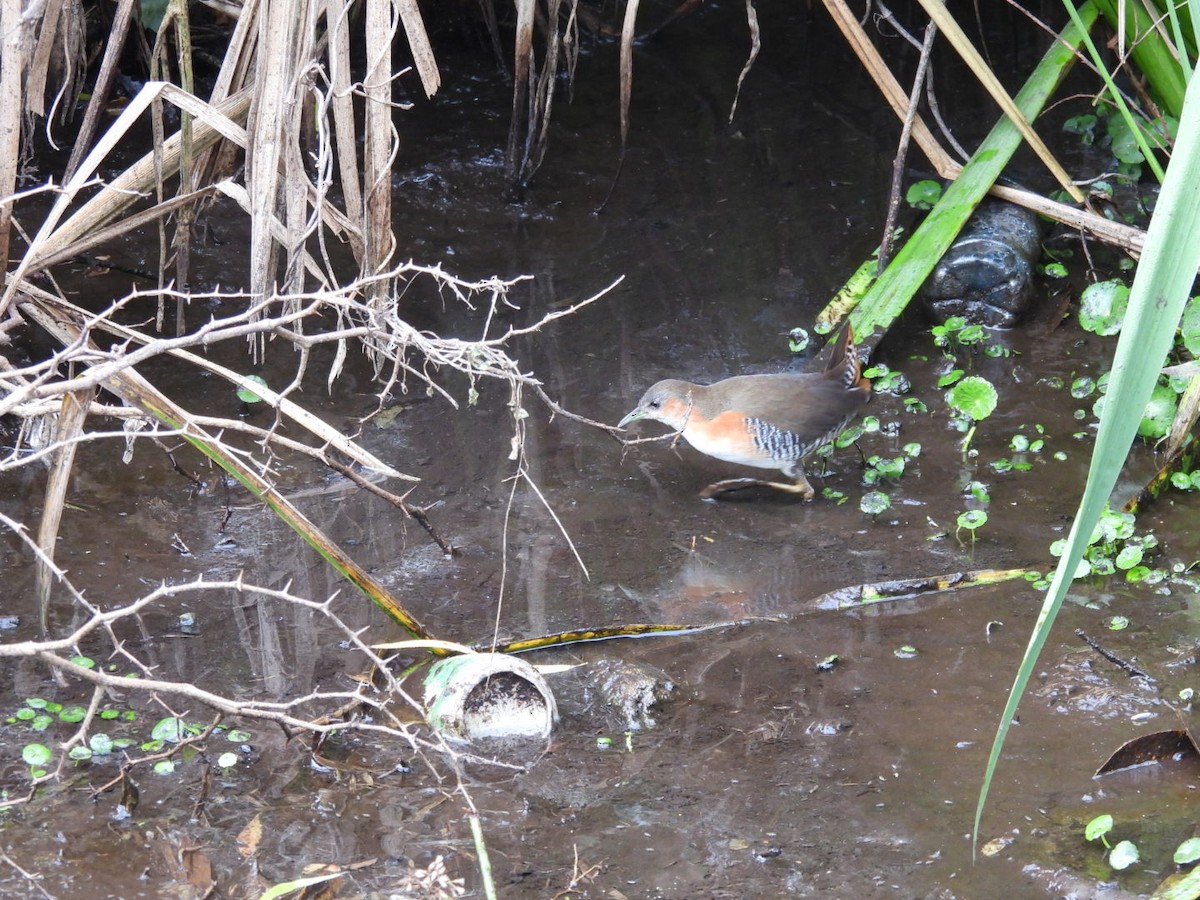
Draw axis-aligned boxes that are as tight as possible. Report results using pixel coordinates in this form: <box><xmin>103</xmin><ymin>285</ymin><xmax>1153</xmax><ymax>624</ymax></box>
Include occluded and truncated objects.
<box><xmin>648</xmin><ymin>399</ymin><xmax>661</xmax><ymax>409</ymax></box>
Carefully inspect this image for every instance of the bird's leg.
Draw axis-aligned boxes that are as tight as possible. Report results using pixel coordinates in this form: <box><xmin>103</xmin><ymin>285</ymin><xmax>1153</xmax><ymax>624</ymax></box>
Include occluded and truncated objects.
<box><xmin>699</xmin><ymin>472</ymin><xmax>815</xmax><ymax>501</ymax></box>
<box><xmin>775</xmin><ymin>473</ymin><xmax>815</xmax><ymax>500</ymax></box>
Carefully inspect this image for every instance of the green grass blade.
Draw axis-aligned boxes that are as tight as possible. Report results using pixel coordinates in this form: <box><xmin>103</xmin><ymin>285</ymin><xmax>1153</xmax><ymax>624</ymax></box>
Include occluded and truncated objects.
<box><xmin>973</xmin><ymin>67</ymin><xmax>1200</xmax><ymax>854</ymax></box>
<box><xmin>1065</xmin><ymin>0</ymin><xmax>1168</xmax><ymax>182</ymax></box>
<box><xmin>1090</xmin><ymin>0</ymin><xmax>1189</xmax><ymax>118</ymax></box>
<box><xmin>1159</xmin><ymin>0</ymin><xmax>1195</xmax><ymax>82</ymax></box>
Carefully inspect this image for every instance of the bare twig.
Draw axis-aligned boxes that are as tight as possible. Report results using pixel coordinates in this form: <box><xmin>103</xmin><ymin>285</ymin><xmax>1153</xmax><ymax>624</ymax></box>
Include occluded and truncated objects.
<box><xmin>879</xmin><ymin>22</ymin><xmax>937</xmax><ymax>271</ymax></box>
<box><xmin>324</xmin><ymin>454</ymin><xmax>454</xmax><ymax>556</ymax></box>
<box><xmin>1076</xmin><ymin>629</ymin><xmax>1154</xmax><ymax>680</ymax></box>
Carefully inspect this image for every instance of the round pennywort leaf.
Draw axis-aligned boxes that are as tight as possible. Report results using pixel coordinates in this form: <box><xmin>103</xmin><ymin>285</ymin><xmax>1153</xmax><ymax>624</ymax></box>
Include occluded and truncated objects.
<box><xmin>151</xmin><ymin>717</ymin><xmax>187</xmax><ymax>743</ymax></box>
<box><xmin>22</xmin><ymin>743</ymin><xmax>52</xmax><ymax>767</ymax></box>
<box><xmin>957</xmin><ymin>510</ymin><xmax>988</xmax><ymax>531</ymax></box>
<box><xmin>1109</xmin><ymin>839</ymin><xmax>1139</xmax><ymax>870</ymax></box>
<box><xmin>947</xmin><ymin>376</ymin><xmax>998</xmax><ymax>423</ymax></box>
<box><xmin>859</xmin><ymin>491</ymin><xmax>891</xmax><ymax>516</ymax></box>
<box><xmin>1181</xmin><ymin>296</ymin><xmax>1200</xmax><ymax>357</ymax></box>
<box><xmin>217</xmin><ymin>752</ymin><xmax>239</xmax><ymax>769</ymax></box>
<box><xmin>1078</xmin><ymin>280</ymin><xmax>1129</xmax><ymax>336</ymax></box>
<box><xmin>236</xmin><ymin>375</ymin><xmax>269</xmax><ymax>404</ymax></box>
<box><xmin>89</xmin><ymin>734</ymin><xmax>114</xmax><ymax>755</ymax></box>
<box><xmin>906</xmin><ymin>180</ymin><xmax>942</xmax><ymax>210</ymax></box>
<box><xmin>1085</xmin><ymin>814</ymin><xmax>1113</xmax><ymax>842</ymax></box>
<box><xmin>1138</xmin><ymin>382</ymin><xmax>1178</xmax><ymax>439</ymax></box>
<box><xmin>1174</xmin><ymin>836</ymin><xmax>1200</xmax><ymax>865</ymax></box>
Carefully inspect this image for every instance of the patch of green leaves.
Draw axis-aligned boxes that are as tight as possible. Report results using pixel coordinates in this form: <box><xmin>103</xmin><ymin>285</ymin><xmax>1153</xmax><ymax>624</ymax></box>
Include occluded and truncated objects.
<box><xmin>932</xmin><ymin>315</ymin><xmax>987</xmax><ymax>350</ymax></box>
<box><xmin>862</xmin><ymin>363</ymin><xmax>910</xmax><ymax>395</ymax></box>
<box><xmin>989</xmin><ymin>457</ymin><xmax>1032</xmax><ymax>474</ymax></box>
<box><xmin>1169</xmin><ymin>470</ymin><xmax>1200</xmax><ymax>491</ymax></box>
<box><xmin>1049</xmin><ymin>507</ymin><xmax>1166</xmax><ymax>584</ymax></box>
<box><xmin>821</xmin><ymin>487</ymin><xmax>848</xmax><ymax>505</ymax></box>
<box><xmin>1088</xmin><ymin>370</ymin><xmax>1182</xmax><ymax>441</ymax></box>
<box><xmin>1063</xmin><ymin>112</ymin><xmax>1098</xmax><ymax>144</ymax></box>
<box><xmin>5</xmin><ymin>700</ymin><xmax>252</xmax><ymax>782</ymax></box>
<box><xmin>1084</xmin><ymin>808</ymin><xmax>1141</xmax><ymax>871</ymax></box>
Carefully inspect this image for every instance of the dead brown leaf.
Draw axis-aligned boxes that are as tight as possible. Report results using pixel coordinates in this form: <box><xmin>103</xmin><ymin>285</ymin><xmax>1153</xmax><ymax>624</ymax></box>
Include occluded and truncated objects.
<box><xmin>236</xmin><ymin>813</ymin><xmax>263</xmax><ymax>858</ymax></box>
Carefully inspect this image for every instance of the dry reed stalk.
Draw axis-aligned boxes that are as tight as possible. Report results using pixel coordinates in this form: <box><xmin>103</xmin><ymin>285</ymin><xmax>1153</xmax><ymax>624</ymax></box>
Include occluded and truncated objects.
<box><xmin>506</xmin><ymin>0</ymin><xmax>536</xmax><ymax>191</ymax></box>
<box><xmin>25</xmin><ymin>0</ymin><xmax>85</xmax><ymax>126</ymax></box>
<box><xmin>247</xmin><ymin>0</ymin><xmax>296</xmax><ymax>297</ymax></box>
<box><xmin>196</xmin><ymin>0</ymin><xmax>261</xmax><ymax>186</ymax></box>
<box><xmin>617</xmin><ymin>0</ymin><xmax>639</xmax><ymax>150</ymax></box>
<box><xmin>364</xmin><ymin>0</ymin><xmax>395</xmax><ymax>302</ymax></box>
<box><xmin>34</xmin><ymin>388</ymin><xmax>93</xmax><ymax>636</ymax></box>
<box><xmin>62</xmin><ymin>0</ymin><xmax>138</xmax><ymax>183</ymax></box>
<box><xmin>396</xmin><ymin>0</ymin><xmax>440</xmax><ymax>98</ymax></box>
<box><xmin>0</xmin><ymin>0</ymin><xmax>31</xmax><ymax>274</ymax></box>
<box><xmin>328</xmin><ymin>0</ymin><xmax>363</xmax><ymax>249</ymax></box>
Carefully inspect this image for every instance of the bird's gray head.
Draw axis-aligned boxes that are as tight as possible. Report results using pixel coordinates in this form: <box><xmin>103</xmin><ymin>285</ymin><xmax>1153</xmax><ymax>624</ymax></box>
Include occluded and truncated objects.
<box><xmin>618</xmin><ymin>380</ymin><xmax>696</xmax><ymax>430</ymax></box>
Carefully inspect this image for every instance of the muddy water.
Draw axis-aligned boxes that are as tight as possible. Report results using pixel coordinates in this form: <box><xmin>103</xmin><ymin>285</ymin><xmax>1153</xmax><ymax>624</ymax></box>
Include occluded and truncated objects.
<box><xmin>4</xmin><ymin>3</ymin><xmax>1200</xmax><ymax>898</ymax></box>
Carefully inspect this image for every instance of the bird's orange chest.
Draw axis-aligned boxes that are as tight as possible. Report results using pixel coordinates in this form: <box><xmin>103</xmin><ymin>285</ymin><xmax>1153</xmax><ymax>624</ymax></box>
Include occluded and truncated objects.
<box><xmin>681</xmin><ymin>410</ymin><xmax>772</xmax><ymax>469</ymax></box>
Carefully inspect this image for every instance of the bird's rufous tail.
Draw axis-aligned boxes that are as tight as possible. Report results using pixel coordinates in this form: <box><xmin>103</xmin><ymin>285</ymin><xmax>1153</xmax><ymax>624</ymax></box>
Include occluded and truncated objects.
<box><xmin>824</xmin><ymin>324</ymin><xmax>870</xmax><ymax>393</ymax></box>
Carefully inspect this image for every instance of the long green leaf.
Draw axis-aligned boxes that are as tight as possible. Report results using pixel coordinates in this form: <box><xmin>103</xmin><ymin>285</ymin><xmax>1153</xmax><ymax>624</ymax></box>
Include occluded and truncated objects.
<box><xmin>973</xmin><ymin>66</ymin><xmax>1200</xmax><ymax>852</ymax></box>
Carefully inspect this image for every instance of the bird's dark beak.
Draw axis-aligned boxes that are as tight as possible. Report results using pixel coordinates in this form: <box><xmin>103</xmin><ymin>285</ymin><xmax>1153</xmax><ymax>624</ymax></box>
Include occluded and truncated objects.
<box><xmin>617</xmin><ymin>408</ymin><xmax>643</xmax><ymax>429</ymax></box>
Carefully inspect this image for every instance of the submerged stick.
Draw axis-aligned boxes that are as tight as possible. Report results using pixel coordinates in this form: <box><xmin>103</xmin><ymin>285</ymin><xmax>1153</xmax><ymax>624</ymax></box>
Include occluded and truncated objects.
<box><xmin>324</xmin><ymin>456</ymin><xmax>453</xmax><ymax>557</ymax></box>
<box><xmin>804</xmin><ymin>567</ymin><xmax>1043</xmax><ymax>612</ymax></box>
<box><xmin>488</xmin><ymin>568</ymin><xmax>1042</xmax><ymax>655</ymax></box>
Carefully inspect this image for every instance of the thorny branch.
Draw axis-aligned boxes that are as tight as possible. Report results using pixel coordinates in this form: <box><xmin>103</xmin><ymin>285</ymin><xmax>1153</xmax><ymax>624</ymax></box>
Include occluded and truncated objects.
<box><xmin>0</xmin><ymin>264</ymin><xmax>621</xmax><ymax>809</ymax></box>
<box><xmin>0</xmin><ymin>574</ymin><xmax>469</xmax><ymax>812</ymax></box>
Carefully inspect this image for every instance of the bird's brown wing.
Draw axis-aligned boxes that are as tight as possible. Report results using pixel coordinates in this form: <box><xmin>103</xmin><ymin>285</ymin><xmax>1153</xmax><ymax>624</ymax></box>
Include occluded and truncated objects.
<box><xmin>710</xmin><ymin>374</ymin><xmax>868</xmax><ymax>439</ymax></box>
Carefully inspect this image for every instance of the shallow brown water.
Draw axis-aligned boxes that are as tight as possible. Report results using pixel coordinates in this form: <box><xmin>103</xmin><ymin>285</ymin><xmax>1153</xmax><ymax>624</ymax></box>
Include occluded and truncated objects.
<box><xmin>4</xmin><ymin>3</ymin><xmax>1200</xmax><ymax>898</ymax></box>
